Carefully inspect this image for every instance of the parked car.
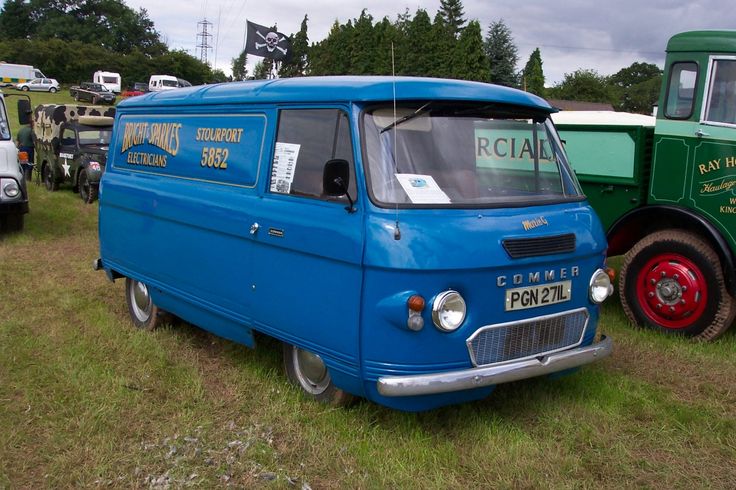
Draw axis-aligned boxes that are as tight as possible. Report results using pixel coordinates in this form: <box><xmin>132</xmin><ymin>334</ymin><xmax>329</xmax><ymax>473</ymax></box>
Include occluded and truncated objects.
<box><xmin>69</xmin><ymin>82</ymin><xmax>116</xmax><ymax>105</ymax></box>
<box><xmin>15</xmin><ymin>78</ymin><xmax>59</xmax><ymax>93</ymax></box>
<box><xmin>121</xmin><ymin>82</ymin><xmax>148</xmax><ymax>98</ymax></box>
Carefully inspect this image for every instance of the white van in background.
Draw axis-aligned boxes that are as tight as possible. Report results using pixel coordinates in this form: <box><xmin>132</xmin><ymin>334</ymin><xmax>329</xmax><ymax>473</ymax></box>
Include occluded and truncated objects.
<box><xmin>93</xmin><ymin>71</ymin><xmax>121</xmax><ymax>94</ymax></box>
<box><xmin>148</xmin><ymin>75</ymin><xmax>179</xmax><ymax>92</ymax></box>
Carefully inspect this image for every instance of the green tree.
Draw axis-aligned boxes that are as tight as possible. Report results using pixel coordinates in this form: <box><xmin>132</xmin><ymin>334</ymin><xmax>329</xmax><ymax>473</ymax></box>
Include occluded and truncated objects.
<box><xmin>452</xmin><ymin>20</ymin><xmax>489</xmax><ymax>82</ymax></box>
<box><xmin>278</xmin><ymin>14</ymin><xmax>309</xmax><ymax>78</ymax></box>
<box><xmin>231</xmin><ymin>50</ymin><xmax>249</xmax><ymax>81</ymax></box>
<box><xmin>253</xmin><ymin>59</ymin><xmax>274</xmax><ymax>79</ymax></box>
<box><xmin>608</xmin><ymin>62</ymin><xmax>663</xmax><ymax>113</ymax></box>
<box><xmin>547</xmin><ymin>69</ymin><xmax>612</xmax><ymax>103</ymax></box>
<box><xmin>349</xmin><ymin>10</ymin><xmax>376</xmax><ymax>75</ymax></box>
<box><xmin>437</xmin><ymin>0</ymin><xmax>466</xmax><ymax>38</ymax></box>
<box><xmin>522</xmin><ymin>47</ymin><xmax>545</xmax><ymax>97</ymax></box>
<box><xmin>0</xmin><ymin>0</ymin><xmax>34</xmax><ymax>39</ymax></box>
<box><xmin>484</xmin><ymin>19</ymin><xmax>519</xmax><ymax>87</ymax></box>
<box><xmin>1</xmin><ymin>0</ymin><xmax>166</xmax><ymax>56</ymax></box>
<box><xmin>404</xmin><ymin>9</ymin><xmax>435</xmax><ymax>76</ymax></box>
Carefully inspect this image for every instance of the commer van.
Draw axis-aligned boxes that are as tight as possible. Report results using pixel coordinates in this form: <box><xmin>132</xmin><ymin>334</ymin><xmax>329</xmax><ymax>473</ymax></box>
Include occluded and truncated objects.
<box><xmin>96</xmin><ymin>76</ymin><xmax>614</xmax><ymax>411</ymax></box>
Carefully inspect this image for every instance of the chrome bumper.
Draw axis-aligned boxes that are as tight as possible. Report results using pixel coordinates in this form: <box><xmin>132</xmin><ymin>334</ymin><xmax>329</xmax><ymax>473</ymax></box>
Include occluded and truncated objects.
<box><xmin>376</xmin><ymin>335</ymin><xmax>612</xmax><ymax>397</ymax></box>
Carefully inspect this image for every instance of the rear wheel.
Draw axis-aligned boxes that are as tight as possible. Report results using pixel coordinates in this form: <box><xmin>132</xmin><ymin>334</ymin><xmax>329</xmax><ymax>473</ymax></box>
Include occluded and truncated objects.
<box><xmin>283</xmin><ymin>343</ymin><xmax>353</xmax><ymax>406</ymax></box>
<box><xmin>42</xmin><ymin>164</ymin><xmax>58</xmax><ymax>191</ymax></box>
<box><xmin>78</xmin><ymin>169</ymin><xmax>98</xmax><ymax>203</ymax></box>
<box><xmin>620</xmin><ymin>230</ymin><xmax>735</xmax><ymax>340</ymax></box>
<box><xmin>125</xmin><ymin>278</ymin><xmax>161</xmax><ymax>330</ymax></box>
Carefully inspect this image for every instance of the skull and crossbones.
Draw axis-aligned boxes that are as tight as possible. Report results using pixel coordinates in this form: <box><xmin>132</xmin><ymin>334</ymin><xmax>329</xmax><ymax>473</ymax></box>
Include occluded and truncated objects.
<box><xmin>256</xmin><ymin>30</ymin><xmax>287</xmax><ymax>55</ymax></box>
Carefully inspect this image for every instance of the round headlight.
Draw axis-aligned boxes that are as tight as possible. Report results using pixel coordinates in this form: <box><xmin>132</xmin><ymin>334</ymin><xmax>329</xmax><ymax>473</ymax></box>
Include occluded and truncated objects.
<box><xmin>589</xmin><ymin>268</ymin><xmax>613</xmax><ymax>304</ymax></box>
<box><xmin>432</xmin><ymin>290</ymin><xmax>466</xmax><ymax>332</ymax></box>
<box><xmin>3</xmin><ymin>181</ymin><xmax>20</xmax><ymax>198</ymax></box>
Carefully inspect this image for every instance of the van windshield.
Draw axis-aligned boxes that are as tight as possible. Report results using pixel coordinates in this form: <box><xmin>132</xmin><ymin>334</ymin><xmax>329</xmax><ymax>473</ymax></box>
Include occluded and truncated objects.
<box><xmin>0</xmin><ymin>99</ymin><xmax>10</xmax><ymax>140</ymax></box>
<box><xmin>363</xmin><ymin>102</ymin><xmax>583</xmax><ymax>208</ymax></box>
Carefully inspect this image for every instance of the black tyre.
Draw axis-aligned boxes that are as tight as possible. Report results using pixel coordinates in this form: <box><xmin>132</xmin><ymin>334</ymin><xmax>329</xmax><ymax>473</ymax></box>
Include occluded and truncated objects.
<box><xmin>42</xmin><ymin>164</ymin><xmax>58</xmax><ymax>191</ymax></box>
<box><xmin>49</xmin><ymin>87</ymin><xmax>57</xmax><ymax>93</ymax></box>
<box><xmin>1</xmin><ymin>214</ymin><xmax>24</xmax><ymax>232</ymax></box>
<box><xmin>620</xmin><ymin>230</ymin><xmax>736</xmax><ymax>340</ymax></box>
<box><xmin>21</xmin><ymin>86</ymin><xmax>29</xmax><ymax>92</ymax></box>
<box><xmin>283</xmin><ymin>343</ymin><xmax>353</xmax><ymax>406</ymax></box>
<box><xmin>78</xmin><ymin>169</ymin><xmax>98</xmax><ymax>203</ymax></box>
<box><xmin>125</xmin><ymin>278</ymin><xmax>161</xmax><ymax>330</ymax></box>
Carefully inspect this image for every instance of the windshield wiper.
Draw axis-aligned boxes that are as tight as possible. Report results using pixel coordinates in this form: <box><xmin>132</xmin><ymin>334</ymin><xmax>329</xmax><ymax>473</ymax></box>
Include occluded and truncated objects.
<box><xmin>379</xmin><ymin>102</ymin><xmax>432</xmax><ymax>133</ymax></box>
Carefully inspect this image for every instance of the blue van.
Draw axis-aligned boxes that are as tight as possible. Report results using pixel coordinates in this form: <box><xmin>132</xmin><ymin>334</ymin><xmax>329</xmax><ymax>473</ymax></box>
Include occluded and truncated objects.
<box><xmin>96</xmin><ymin>76</ymin><xmax>613</xmax><ymax>411</ymax></box>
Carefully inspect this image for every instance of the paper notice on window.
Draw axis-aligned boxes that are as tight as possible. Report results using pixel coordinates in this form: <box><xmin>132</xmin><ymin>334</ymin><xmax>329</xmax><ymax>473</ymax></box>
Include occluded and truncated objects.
<box><xmin>270</xmin><ymin>142</ymin><xmax>301</xmax><ymax>193</ymax></box>
<box><xmin>395</xmin><ymin>174</ymin><xmax>451</xmax><ymax>204</ymax></box>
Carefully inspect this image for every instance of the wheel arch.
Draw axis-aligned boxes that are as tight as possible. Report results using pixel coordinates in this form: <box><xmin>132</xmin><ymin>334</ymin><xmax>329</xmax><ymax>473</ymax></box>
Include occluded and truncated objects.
<box><xmin>607</xmin><ymin>205</ymin><xmax>736</xmax><ymax>295</ymax></box>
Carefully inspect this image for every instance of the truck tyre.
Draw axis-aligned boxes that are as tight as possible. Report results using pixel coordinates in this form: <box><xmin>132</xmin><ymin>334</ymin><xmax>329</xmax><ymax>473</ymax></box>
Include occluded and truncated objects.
<box><xmin>620</xmin><ymin>230</ymin><xmax>736</xmax><ymax>340</ymax></box>
<box><xmin>125</xmin><ymin>278</ymin><xmax>162</xmax><ymax>330</ymax></box>
<box><xmin>42</xmin><ymin>164</ymin><xmax>58</xmax><ymax>191</ymax></box>
<box><xmin>2</xmin><ymin>214</ymin><xmax>24</xmax><ymax>232</ymax></box>
<box><xmin>283</xmin><ymin>343</ymin><xmax>353</xmax><ymax>406</ymax></box>
<box><xmin>78</xmin><ymin>169</ymin><xmax>98</xmax><ymax>203</ymax></box>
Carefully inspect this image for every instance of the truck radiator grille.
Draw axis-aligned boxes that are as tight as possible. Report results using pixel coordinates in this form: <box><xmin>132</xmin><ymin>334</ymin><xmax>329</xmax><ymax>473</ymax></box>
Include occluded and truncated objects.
<box><xmin>502</xmin><ymin>233</ymin><xmax>576</xmax><ymax>258</ymax></box>
<box><xmin>466</xmin><ymin>308</ymin><xmax>589</xmax><ymax>366</ymax></box>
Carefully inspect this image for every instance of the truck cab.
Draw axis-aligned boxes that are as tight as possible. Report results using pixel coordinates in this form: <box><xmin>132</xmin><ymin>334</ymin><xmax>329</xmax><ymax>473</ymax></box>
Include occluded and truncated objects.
<box><xmin>554</xmin><ymin>31</ymin><xmax>736</xmax><ymax>340</ymax></box>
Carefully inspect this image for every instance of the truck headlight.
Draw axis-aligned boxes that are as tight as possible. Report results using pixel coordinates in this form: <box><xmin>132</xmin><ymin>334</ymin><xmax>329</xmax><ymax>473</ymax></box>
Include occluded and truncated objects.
<box><xmin>432</xmin><ymin>290</ymin><xmax>466</xmax><ymax>332</ymax></box>
<box><xmin>589</xmin><ymin>269</ymin><xmax>613</xmax><ymax>304</ymax></box>
<box><xmin>3</xmin><ymin>180</ymin><xmax>20</xmax><ymax>198</ymax></box>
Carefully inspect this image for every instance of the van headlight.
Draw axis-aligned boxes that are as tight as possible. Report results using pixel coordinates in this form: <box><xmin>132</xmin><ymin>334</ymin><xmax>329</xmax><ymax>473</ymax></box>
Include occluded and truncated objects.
<box><xmin>589</xmin><ymin>269</ymin><xmax>613</xmax><ymax>304</ymax></box>
<box><xmin>432</xmin><ymin>290</ymin><xmax>466</xmax><ymax>332</ymax></box>
<box><xmin>2</xmin><ymin>180</ymin><xmax>20</xmax><ymax>199</ymax></box>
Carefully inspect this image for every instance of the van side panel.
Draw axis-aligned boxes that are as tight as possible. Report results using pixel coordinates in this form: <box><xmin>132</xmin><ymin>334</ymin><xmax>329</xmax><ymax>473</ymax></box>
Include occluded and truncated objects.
<box><xmin>100</xmin><ymin>111</ymin><xmax>267</xmax><ymax>346</ymax></box>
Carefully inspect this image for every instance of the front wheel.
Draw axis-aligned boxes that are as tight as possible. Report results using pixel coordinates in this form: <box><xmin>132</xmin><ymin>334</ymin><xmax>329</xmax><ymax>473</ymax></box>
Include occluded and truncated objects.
<box><xmin>42</xmin><ymin>164</ymin><xmax>58</xmax><ymax>191</ymax></box>
<box><xmin>620</xmin><ymin>230</ymin><xmax>735</xmax><ymax>340</ymax></box>
<box><xmin>21</xmin><ymin>86</ymin><xmax>29</xmax><ymax>92</ymax></box>
<box><xmin>125</xmin><ymin>278</ymin><xmax>161</xmax><ymax>330</ymax></box>
<box><xmin>49</xmin><ymin>87</ymin><xmax>57</xmax><ymax>93</ymax></box>
<box><xmin>78</xmin><ymin>169</ymin><xmax>98</xmax><ymax>203</ymax></box>
<box><xmin>283</xmin><ymin>343</ymin><xmax>353</xmax><ymax>406</ymax></box>
<box><xmin>1</xmin><ymin>214</ymin><xmax>24</xmax><ymax>232</ymax></box>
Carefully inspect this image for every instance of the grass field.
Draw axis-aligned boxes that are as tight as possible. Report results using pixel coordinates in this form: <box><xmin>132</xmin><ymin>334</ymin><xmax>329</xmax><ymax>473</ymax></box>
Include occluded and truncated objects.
<box><xmin>1</xmin><ymin>91</ymin><xmax>735</xmax><ymax>488</ymax></box>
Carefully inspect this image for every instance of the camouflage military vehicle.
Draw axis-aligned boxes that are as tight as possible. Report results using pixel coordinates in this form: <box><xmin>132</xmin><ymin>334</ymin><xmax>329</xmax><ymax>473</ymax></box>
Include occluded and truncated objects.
<box><xmin>33</xmin><ymin>104</ymin><xmax>115</xmax><ymax>203</ymax></box>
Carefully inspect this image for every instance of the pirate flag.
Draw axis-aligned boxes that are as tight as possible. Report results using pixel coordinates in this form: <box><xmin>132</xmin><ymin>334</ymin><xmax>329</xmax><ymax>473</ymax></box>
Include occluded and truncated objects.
<box><xmin>245</xmin><ymin>21</ymin><xmax>292</xmax><ymax>61</ymax></box>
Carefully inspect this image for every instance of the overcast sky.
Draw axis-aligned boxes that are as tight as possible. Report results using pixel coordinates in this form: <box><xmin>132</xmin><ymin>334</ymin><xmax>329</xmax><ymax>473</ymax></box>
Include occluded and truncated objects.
<box><xmin>124</xmin><ymin>0</ymin><xmax>735</xmax><ymax>84</ymax></box>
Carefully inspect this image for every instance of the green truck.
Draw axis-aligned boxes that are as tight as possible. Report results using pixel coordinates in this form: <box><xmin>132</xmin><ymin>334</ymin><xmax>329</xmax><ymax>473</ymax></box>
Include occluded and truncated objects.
<box><xmin>33</xmin><ymin>104</ymin><xmax>114</xmax><ymax>203</ymax></box>
<box><xmin>552</xmin><ymin>30</ymin><xmax>736</xmax><ymax>340</ymax></box>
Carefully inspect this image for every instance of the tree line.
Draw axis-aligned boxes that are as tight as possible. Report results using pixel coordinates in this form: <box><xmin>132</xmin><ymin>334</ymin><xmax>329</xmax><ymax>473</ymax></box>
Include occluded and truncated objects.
<box><xmin>253</xmin><ymin>0</ymin><xmax>661</xmax><ymax>113</ymax></box>
<box><xmin>0</xmin><ymin>0</ymin><xmax>227</xmax><ymax>85</ymax></box>
<box><xmin>0</xmin><ymin>0</ymin><xmax>661</xmax><ymax>113</ymax></box>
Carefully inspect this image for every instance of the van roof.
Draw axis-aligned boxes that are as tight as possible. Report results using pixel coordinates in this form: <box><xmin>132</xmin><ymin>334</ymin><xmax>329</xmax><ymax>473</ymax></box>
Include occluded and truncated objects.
<box><xmin>118</xmin><ymin>76</ymin><xmax>554</xmax><ymax>112</ymax></box>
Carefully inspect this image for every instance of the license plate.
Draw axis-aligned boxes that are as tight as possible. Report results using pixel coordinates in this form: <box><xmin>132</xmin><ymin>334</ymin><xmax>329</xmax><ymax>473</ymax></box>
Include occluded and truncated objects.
<box><xmin>505</xmin><ymin>280</ymin><xmax>572</xmax><ymax>311</ymax></box>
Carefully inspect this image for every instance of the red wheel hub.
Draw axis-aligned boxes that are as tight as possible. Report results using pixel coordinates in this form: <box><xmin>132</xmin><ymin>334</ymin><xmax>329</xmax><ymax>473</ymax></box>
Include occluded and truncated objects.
<box><xmin>636</xmin><ymin>253</ymin><xmax>708</xmax><ymax>329</ymax></box>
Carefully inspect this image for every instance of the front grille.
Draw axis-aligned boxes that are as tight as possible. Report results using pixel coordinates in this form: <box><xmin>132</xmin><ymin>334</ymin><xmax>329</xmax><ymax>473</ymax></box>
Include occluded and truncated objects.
<box><xmin>466</xmin><ymin>308</ymin><xmax>589</xmax><ymax>366</ymax></box>
<box><xmin>502</xmin><ymin>233</ymin><xmax>576</xmax><ymax>258</ymax></box>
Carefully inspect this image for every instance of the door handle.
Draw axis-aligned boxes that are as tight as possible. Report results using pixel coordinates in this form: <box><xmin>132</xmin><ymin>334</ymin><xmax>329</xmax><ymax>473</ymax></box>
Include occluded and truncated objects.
<box><xmin>249</xmin><ymin>222</ymin><xmax>260</xmax><ymax>235</ymax></box>
<box><xmin>695</xmin><ymin>128</ymin><xmax>710</xmax><ymax>137</ymax></box>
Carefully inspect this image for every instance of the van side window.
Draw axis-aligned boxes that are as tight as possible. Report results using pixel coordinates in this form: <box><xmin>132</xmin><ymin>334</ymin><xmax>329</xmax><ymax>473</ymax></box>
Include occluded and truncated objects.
<box><xmin>665</xmin><ymin>62</ymin><xmax>698</xmax><ymax>119</ymax></box>
<box><xmin>704</xmin><ymin>59</ymin><xmax>736</xmax><ymax>125</ymax></box>
<box><xmin>270</xmin><ymin>109</ymin><xmax>356</xmax><ymax>200</ymax></box>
